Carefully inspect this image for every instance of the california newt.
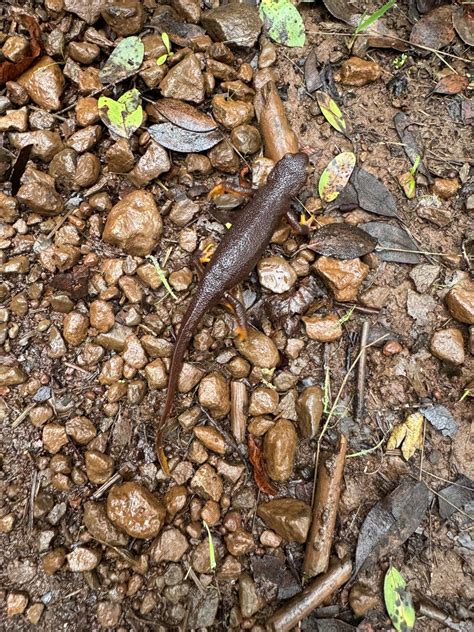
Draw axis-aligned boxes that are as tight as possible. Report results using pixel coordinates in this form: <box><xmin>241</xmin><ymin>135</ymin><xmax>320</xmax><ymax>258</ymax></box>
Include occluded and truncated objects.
<box><xmin>156</xmin><ymin>152</ymin><xmax>309</xmax><ymax>474</ymax></box>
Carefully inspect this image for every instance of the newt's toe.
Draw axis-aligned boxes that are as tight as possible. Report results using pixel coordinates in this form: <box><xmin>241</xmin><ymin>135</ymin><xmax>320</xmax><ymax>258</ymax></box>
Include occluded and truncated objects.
<box><xmin>199</xmin><ymin>242</ymin><xmax>216</xmax><ymax>264</ymax></box>
<box><xmin>299</xmin><ymin>211</ymin><xmax>317</xmax><ymax>229</ymax></box>
<box><xmin>235</xmin><ymin>324</ymin><xmax>248</xmax><ymax>342</ymax></box>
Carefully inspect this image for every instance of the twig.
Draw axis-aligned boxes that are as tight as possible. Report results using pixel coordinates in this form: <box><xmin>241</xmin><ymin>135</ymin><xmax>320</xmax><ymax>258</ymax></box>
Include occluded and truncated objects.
<box><xmin>354</xmin><ymin>321</ymin><xmax>370</xmax><ymax>422</ymax></box>
<box><xmin>230</xmin><ymin>381</ymin><xmax>247</xmax><ymax>444</ymax></box>
<box><xmin>266</xmin><ymin>559</ymin><xmax>352</xmax><ymax>632</ymax></box>
<box><xmin>418</xmin><ymin>600</ymin><xmax>466</xmax><ymax>630</ymax></box>
<box><xmin>11</xmin><ymin>402</ymin><xmax>36</xmax><ymax>428</ymax></box>
<box><xmin>377</xmin><ymin>246</ymin><xmax>466</xmax><ymax>258</ymax></box>
<box><xmin>90</xmin><ymin>472</ymin><xmax>122</xmax><ymax>500</ymax></box>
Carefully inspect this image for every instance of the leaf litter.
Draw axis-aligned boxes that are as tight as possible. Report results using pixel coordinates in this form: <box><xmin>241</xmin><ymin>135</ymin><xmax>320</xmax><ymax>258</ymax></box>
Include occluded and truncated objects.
<box><xmin>332</xmin><ymin>168</ymin><xmax>398</xmax><ymax>217</ymax></box>
<box><xmin>384</xmin><ymin>566</ymin><xmax>416</xmax><ymax>632</ymax></box>
<box><xmin>306</xmin><ymin>223</ymin><xmax>377</xmax><ymax>259</ymax></box>
<box><xmin>360</xmin><ymin>222</ymin><xmax>423</xmax><ymax>264</ymax></box>
<box><xmin>318</xmin><ymin>152</ymin><xmax>356</xmax><ymax>203</ymax></box>
<box><xmin>99</xmin><ymin>36</ymin><xmax>144</xmax><ymax>84</ymax></box>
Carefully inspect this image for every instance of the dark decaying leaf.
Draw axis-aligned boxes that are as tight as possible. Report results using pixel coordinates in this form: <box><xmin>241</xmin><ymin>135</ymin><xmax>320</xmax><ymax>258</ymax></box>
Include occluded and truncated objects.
<box><xmin>453</xmin><ymin>5</ymin><xmax>474</xmax><ymax>47</ymax></box>
<box><xmin>360</xmin><ymin>222</ymin><xmax>422</xmax><ymax>264</ymax></box>
<box><xmin>321</xmin><ymin>0</ymin><xmax>358</xmax><ymax>23</ymax></box>
<box><xmin>354</xmin><ymin>479</ymin><xmax>432</xmax><ymax>576</ymax></box>
<box><xmin>306</xmin><ymin>223</ymin><xmax>377</xmax><ymax>259</ymax></box>
<box><xmin>151</xmin><ymin>99</ymin><xmax>217</xmax><ymax>132</ymax></box>
<box><xmin>313</xmin><ymin>620</ymin><xmax>356</xmax><ymax>632</ymax></box>
<box><xmin>419</xmin><ymin>404</ymin><xmax>458</xmax><ymax>438</ymax></box>
<box><xmin>0</xmin><ymin>15</ymin><xmax>42</xmax><ymax>85</ymax></box>
<box><xmin>433</xmin><ymin>73</ymin><xmax>469</xmax><ymax>96</ymax></box>
<box><xmin>247</xmin><ymin>435</ymin><xmax>277</xmax><ymax>496</ymax></box>
<box><xmin>149</xmin><ymin>123</ymin><xmax>222</xmax><ymax>153</ymax></box>
<box><xmin>334</xmin><ymin>167</ymin><xmax>398</xmax><ymax>217</ymax></box>
<box><xmin>410</xmin><ymin>5</ymin><xmax>455</xmax><ymax>51</ymax></box>
<box><xmin>50</xmin><ymin>265</ymin><xmax>90</xmax><ymax>300</ymax></box>
<box><xmin>251</xmin><ymin>554</ymin><xmax>300</xmax><ymax>601</ymax></box>
<box><xmin>393</xmin><ymin>112</ymin><xmax>432</xmax><ymax>183</ymax></box>
<box><xmin>416</xmin><ymin>0</ymin><xmax>444</xmax><ymax>15</ymax></box>
<box><xmin>264</xmin><ymin>276</ymin><xmax>325</xmax><ymax>328</ymax></box>
<box><xmin>304</xmin><ymin>48</ymin><xmax>323</xmax><ymax>93</ymax></box>
<box><xmin>438</xmin><ymin>476</ymin><xmax>474</xmax><ymax>520</ymax></box>
<box><xmin>10</xmin><ymin>144</ymin><xmax>33</xmax><ymax>196</ymax></box>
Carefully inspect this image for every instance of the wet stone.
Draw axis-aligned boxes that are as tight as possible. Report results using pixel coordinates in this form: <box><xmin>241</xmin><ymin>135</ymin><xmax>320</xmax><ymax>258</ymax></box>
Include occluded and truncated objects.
<box><xmin>145</xmin><ymin>358</ymin><xmax>168</xmax><ymax>389</ymax></box>
<box><xmin>193</xmin><ymin>425</ymin><xmax>226</xmax><ymax>454</ymax></box>
<box><xmin>257</xmin><ymin>498</ymin><xmax>311</xmax><ymax>542</ymax></box>
<box><xmin>208</xmin><ymin>140</ymin><xmax>239</xmax><ymax>174</ymax></box>
<box><xmin>128</xmin><ymin>141</ymin><xmax>171</xmax><ymax>187</ymax></box>
<box><xmin>17</xmin><ymin>182</ymin><xmax>64</xmax><ymax>216</ymax></box>
<box><xmin>446</xmin><ymin>284</ymin><xmax>474</xmax><ymax>324</ymax></box>
<box><xmin>18</xmin><ymin>56</ymin><xmax>65</xmax><ymax>111</ymax></box>
<box><xmin>239</xmin><ymin>573</ymin><xmax>263</xmax><ymax>618</ymax></box>
<box><xmin>249</xmin><ymin>387</ymin><xmax>279</xmax><ymax>416</ymax></box>
<box><xmin>230</xmin><ymin>124</ymin><xmax>261</xmax><ymax>155</ymax></box>
<box><xmin>76</xmin><ymin>97</ymin><xmax>100</xmax><ymax>127</ymax></box>
<box><xmin>0</xmin><ymin>107</ymin><xmax>28</xmax><ymax>132</ymax></box>
<box><xmin>303</xmin><ymin>313</ymin><xmax>343</xmax><ymax>342</ymax></box>
<box><xmin>263</xmin><ymin>419</ymin><xmax>297</xmax><ymax>481</ymax></box>
<box><xmin>164</xmin><ymin>485</ymin><xmax>187</xmax><ymax>517</ymax></box>
<box><xmin>314</xmin><ymin>256</ymin><xmax>369</xmax><ymax>301</ymax></box>
<box><xmin>432</xmin><ymin>177</ymin><xmax>459</xmax><ymax>200</ymax></box>
<box><xmin>258</xmin><ymin>256</ymin><xmax>297</xmax><ymax>294</ymax></box>
<box><xmin>235</xmin><ymin>329</ymin><xmax>279</xmax><ymax>368</ymax></box>
<box><xmin>159</xmin><ymin>54</ymin><xmax>205</xmax><ymax>104</ymax></box>
<box><xmin>225</xmin><ymin>528</ymin><xmax>255</xmax><ymax>556</ymax></box>
<box><xmin>198</xmin><ymin>372</ymin><xmax>230</xmax><ymax>418</ymax></box>
<box><xmin>101</xmin><ymin>0</ymin><xmax>145</xmax><ymax>36</ymax></box>
<box><xmin>339</xmin><ymin>56</ymin><xmax>382</xmax><ymax>86</ymax></box>
<box><xmin>107</xmin><ymin>482</ymin><xmax>166</xmax><ymax>539</ymax></box>
<box><xmin>151</xmin><ymin>528</ymin><xmax>189</xmax><ymax>562</ymax></box>
<box><xmin>42</xmin><ymin>422</ymin><xmax>68</xmax><ymax>453</ymax></box>
<box><xmin>191</xmin><ymin>464</ymin><xmax>223</xmax><ymax>502</ymax></box>
<box><xmin>430</xmin><ymin>328</ymin><xmax>465</xmax><ymax>365</ymax></box>
<box><xmin>212</xmin><ymin>95</ymin><xmax>254</xmax><ymax>129</ymax></box>
<box><xmin>96</xmin><ymin>602</ymin><xmax>122</xmax><ymax>629</ymax></box>
<box><xmin>85</xmin><ymin>449</ymin><xmax>115</xmax><ymax>484</ymax></box>
<box><xmin>106</xmin><ymin>139</ymin><xmax>135</xmax><ymax>173</ymax></box>
<box><xmin>83</xmin><ymin>501</ymin><xmax>128</xmax><ymax>546</ymax></box>
<box><xmin>296</xmin><ymin>386</ymin><xmax>323</xmax><ymax>438</ymax></box>
<box><xmin>67</xmin><ymin>546</ymin><xmax>101</xmax><ymax>571</ymax></box>
<box><xmin>122</xmin><ymin>334</ymin><xmax>147</xmax><ymax>369</ymax></box>
<box><xmin>0</xmin><ymin>365</ymin><xmax>27</xmax><ymax>386</ymax></box>
<box><xmin>63</xmin><ymin>311</ymin><xmax>89</xmax><ymax>346</ymax></box>
<box><xmin>7</xmin><ymin>592</ymin><xmax>28</xmax><ymax>617</ymax></box>
<box><xmin>201</xmin><ymin>4</ymin><xmax>262</xmax><ymax>48</ymax></box>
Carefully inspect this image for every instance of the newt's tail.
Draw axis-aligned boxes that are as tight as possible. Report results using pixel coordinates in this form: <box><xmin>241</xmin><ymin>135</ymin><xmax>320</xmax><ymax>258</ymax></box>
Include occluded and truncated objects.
<box><xmin>156</xmin><ymin>292</ymin><xmax>216</xmax><ymax>475</ymax></box>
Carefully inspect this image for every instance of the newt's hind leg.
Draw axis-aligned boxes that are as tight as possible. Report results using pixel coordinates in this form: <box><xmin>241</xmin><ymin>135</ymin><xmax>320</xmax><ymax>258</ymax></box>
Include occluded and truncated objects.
<box><xmin>223</xmin><ymin>291</ymin><xmax>248</xmax><ymax>342</ymax></box>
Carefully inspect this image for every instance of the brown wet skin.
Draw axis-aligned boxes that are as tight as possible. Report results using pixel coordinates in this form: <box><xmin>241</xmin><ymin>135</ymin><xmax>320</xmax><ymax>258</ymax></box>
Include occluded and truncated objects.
<box><xmin>156</xmin><ymin>152</ymin><xmax>309</xmax><ymax>473</ymax></box>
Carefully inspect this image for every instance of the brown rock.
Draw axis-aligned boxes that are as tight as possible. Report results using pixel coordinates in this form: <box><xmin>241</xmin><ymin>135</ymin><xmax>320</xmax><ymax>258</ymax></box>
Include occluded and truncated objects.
<box><xmin>192</xmin><ymin>537</ymin><xmax>222</xmax><ymax>572</ymax></box>
<box><xmin>76</xmin><ymin>96</ymin><xmax>100</xmax><ymax>126</ymax></box>
<box><xmin>446</xmin><ymin>284</ymin><xmax>474</xmax><ymax>324</ymax></box>
<box><xmin>169</xmin><ymin>197</ymin><xmax>200</xmax><ymax>226</ymax></box>
<box><xmin>198</xmin><ymin>372</ymin><xmax>230</xmax><ymax>418</ymax></box>
<box><xmin>66</xmin><ymin>124</ymin><xmax>101</xmax><ymax>153</ymax></box>
<box><xmin>225</xmin><ymin>528</ymin><xmax>255</xmax><ymax>556</ymax></box>
<box><xmin>0</xmin><ymin>365</ymin><xmax>26</xmax><ymax>386</ymax></box>
<box><xmin>212</xmin><ymin>95</ymin><xmax>254</xmax><ymax>129</ymax></box>
<box><xmin>193</xmin><ymin>426</ymin><xmax>226</xmax><ymax>454</ymax></box>
<box><xmin>63</xmin><ymin>311</ymin><xmax>89</xmax><ymax>346</ymax></box>
<box><xmin>159</xmin><ymin>54</ymin><xmax>204</xmax><ymax>104</ymax></box>
<box><xmin>6</xmin><ymin>592</ymin><xmax>28</xmax><ymax>617</ymax></box>
<box><xmin>68</xmin><ymin>42</ymin><xmax>100</xmax><ymax>65</ymax></box>
<box><xmin>103</xmin><ymin>190</ymin><xmax>162</xmax><ymax>256</ymax></box>
<box><xmin>29</xmin><ymin>405</ymin><xmax>53</xmax><ymax>427</ymax></box>
<box><xmin>164</xmin><ymin>485</ymin><xmax>187</xmax><ymax>517</ymax></box>
<box><xmin>67</xmin><ymin>547</ymin><xmax>101</xmax><ymax>571</ymax></box>
<box><xmin>302</xmin><ymin>313</ymin><xmax>342</xmax><ymax>342</ymax></box>
<box><xmin>3</xmin><ymin>36</ymin><xmax>29</xmax><ymax>62</ymax></box>
<box><xmin>190</xmin><ymin>464</ymin><xmax>223</xmax><ymax>502</ymax></box>
<box><xmin>171</xmin><ymin>0</ymin><xmax>201</xmax><ymax>23</ymax></box>
<box><xmin>42</xmin><ymin>422</ymin><xmax>68</xmax><ymax>453</ymax></box>
<box><xmin>360</xmin><ymin>286</ymin><xmax>390</xmax><ymax>310</ymax></box>
<box><xmin>249</xmin><ymin>387</ymin><xmax>279</xmax><ymax>416</ymax></box>
<box><xmin>201</xmin><ymin>4</ymin><xmax>261</xmax><ymax>48</ymax></box>
<box><xmin>42</xmin><ymin>547</ymin><xmax>66</xmax><ymax>575</ymax></box>
<box><xmin>64</xmin><ymin>0</ymin><xmax>105</xmax><ymax>24</ymax></box>
<box><xmin>151</xmin><ymin>528</ymin><xmax>189</xmax><ymax>562</ymax></box>
<box><xmin>96</xmin><ymin>602</ymin><xmax>122</xmax><ymax>629</ymax></box>
<box><xmin>208</xmin><ymin>140</ymin><xmax>239</xmax><ymax>173</ymax></box>
<box><xmin>17</xmin><ymin>182</ymin><xmax>64</xmax><ymax>216</ymax></box>
<box><xmin>260</xmin><ymin>530</ymin><xmax>282</xmax><ymax>548</ymax></box>
<box><xmin>106</xmin><ymin>139</ymin><xmax>135</xmax><ymax>173</ymax></box>
<box><xmin>169</xmin><ymin>267</ymin><xmax>193</xmax><ymax>291</ymax></box>
<box><xmin>235</xmin><ymin>328</ymin><xmax>279</xmax><ymax>368</ymax></box>
<box><xmin>118</xmin><ymin>276</ymin><xmax>143</xmax><ymax>303</ymax></box>
<box><xmin>83</xmin><ymin>501</ymin><xmax>128</xmax><ymax>546</ymax></box>
<box><xmin>432</xmin><ymin>177</ymin><xmax>459</xmax><ymax>200</ymax></box>
<box><xmin>9</xmin><ymin>130</ymin><xmax>63</xmax><ymax>161</ymax></box>
<box><xmin>417</xmin><ymin>203</ymin><xmax>451</xmax><ymax>227</ymax></box>
<box><xmin>201</xmin><ymin>499</ymin><xmax>220</xmax><ymax>525</ymax></box>
<box><xmin>128</xmin><ymin>142</ymin><xmax>171</xmax><ymax>187</ymax></box>
<box><xmin>0</xmin><ymin>514</ymin><xmax>15</xmax><ymax>533</ymax></box>
<box><xmin>257</xmin><ymin>256</ymin><xmax>297</xmax><ymax>294</ymax></box>
<box><xmin>314</xmin><ymin>257</ymin><xmax>369</xmax><ymax>301</ymax></box>
<box><xmin>122</xmin><ymin>334</ymin><xmax>147</xmax><ymax>369</ymax></box>
<box><xmin>145</xmin><ymin>358</ymin><xmax>168</xmax><ymax>389</ymax></box>
<box><xmin>230</xmin><ymin>124</ymin><xmax>261</xmax><ymax>155</ymax></box>
<box><xmin>74</xmin><ymin>152</ymin><xmax>100</xmax><ymax>188</ymax></box>
<box><xmin>0</xmin><ymin>256</ymin><xmax>30</xmax><ymax>274</ymax></box>
<box><xmin>296</xmin><ymin>386</ymin><xmax>323</xmax><ymax>438</ymax></box>
<box><xmin>90</xmin><ymin>300</ymin><xmax>115</xmax><ymax>333</ymax></box>
<box><xmin>85</xmin><ymin>450</ymin><xmax>114</xmax><ymax>484</ymax></box>
<box><xmin>107</xmin><ymin>482</ymin><xmax>166</xmax><ymax>539</ymax></box>
<box><xmin>263</xmin><ymin>419</ymin><xmax>297</xmax><ymax>481</ymax></box>
<box><xmin>0</xmin><ymin>192</ymin><xmax>18</xmax><ymax>222</ymax></box>
<box><xmin>257</xmin><ymin>498</ymin><xmax>311</xmax><ymax>542</ymax></box>
<box><xmin>102</xmin><ymin>0</ymin><xmax>145</xmax><ymax>35</ymax></box>
<box><xmin>339</xmin><ymin>56</ymin><xmax>381</xmax><ymax>86</ymax></box>
<box><xmin>0</xmin><ymin>107</ymin><xmax>28</xmax><ymax>132</ymax></box>
<box><xmin>239</xmin><ymin>573</ymin><xmax>263</xmax><ymax>618</ymax></box>
<box><xmin>350</xmin><ymin>582</ymin><xmax>382</xmax><ymax>617</ymax></box>
<box><xmin>18</xmin><ymin>56</ymin><xmax>65</xmax><ymax>111</ymax></box>
<box><xmin>26</xmin><ymin>603</ymin><xmax>45</xmax><ymax>625</ymax></box>
<box><xmin>99</xmin><ymin>355</ymin><xmax>124</xmax><ymax>385</ymax></box>
<box><xmin>430</xmin><ymin>328</ymin><xmax>465</xmax><ymax>365</ymax></box>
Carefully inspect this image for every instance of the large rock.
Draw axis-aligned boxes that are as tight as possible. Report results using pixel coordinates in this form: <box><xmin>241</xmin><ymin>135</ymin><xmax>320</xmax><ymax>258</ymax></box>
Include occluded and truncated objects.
<box><xmin>446</xmin><ymin>283</ymin><xmax>474</xmax><ymax>325</ymax></box>
<box><xmin>18</xmin><ymin>56</ymin><xmax>65</xmax><ymax>111</ymax></box>
<box><xmin>263</xmin><ymin>419</ymin><xmax>297</xmax><ymax>481</ymax></box>
<box><xmin>202</xmin><ymin>4</ymin><xmax>261</xmax><ymax>48</ymax></box>
<box><xmin>257</xmin><ymin>498</ymin><xmax>311</xmax><ymax>543</ymax></box>
<box><xmin>159</xmin><ymin>54</ymin><xmax>204</xmax><ymax>104</ymax></box>
<box><xmin>106</xmin><ymin>482</ymin><xmax>166</xmax><ymax>539</ymax></box>
<box><xmin>64</xmin><ymin>0</ymin><xmax>105</xmax><ymax>24</ymax></box>
<box><xmin>102</xmin><ymin>190</ymin><xmax>162</xmax><ymax>256</ymax></box>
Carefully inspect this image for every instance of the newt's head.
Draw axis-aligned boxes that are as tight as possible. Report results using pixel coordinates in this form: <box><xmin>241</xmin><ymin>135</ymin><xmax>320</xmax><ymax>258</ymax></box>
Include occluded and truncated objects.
<box><xmin>269</xmin><ymin>152</ymin><xmax>309</xmax><ymax>196</ymax></box>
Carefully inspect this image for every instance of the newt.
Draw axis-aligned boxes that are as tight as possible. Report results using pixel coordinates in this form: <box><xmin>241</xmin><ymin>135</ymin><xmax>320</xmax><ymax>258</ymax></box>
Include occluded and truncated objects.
<box><xmin>156</xmin><ymin>152</ymin><xmax>309</xmax><ymax>474</ymax></box>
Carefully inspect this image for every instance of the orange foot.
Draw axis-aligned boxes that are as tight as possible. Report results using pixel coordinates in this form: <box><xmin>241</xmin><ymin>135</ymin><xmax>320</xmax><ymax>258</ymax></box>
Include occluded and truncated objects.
<box><xmin>199</xmin><ymin>242</ymin><xmax>216</xmax><ymax>265</ymax></box>
<box><xmin>299</xmin><ymin>211</ymin><xmax>317</xmax><ymax>230</ymax></box>
<box><xmin>235</xmin><ymin>324</ymin><xmax>248</xmax><ymax>343</ymax></box>
<box><xmin>157</xmin><ymin>446</ymin><xmax>171</xmax><ymax>477</ymax></box>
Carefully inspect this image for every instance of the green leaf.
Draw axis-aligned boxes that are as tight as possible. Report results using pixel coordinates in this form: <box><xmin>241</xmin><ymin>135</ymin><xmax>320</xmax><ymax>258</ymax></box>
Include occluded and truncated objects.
<box><xmin>398</xmin><ymin>171</ymin><xmax>416</xmax><ymax>199</ymax></box>
<box><xmin>156</xmin><ymin>54</ymin><xmax>168</xmax><ymax>66</ymax></box>
<box><xmin>203</xmin><ymin>521</ymin><xmax>216</xmax><ymax>570</ymax></box>
<box><xmin>146</xmin><ymin>255</ymin><xmax>178</xmax><ymax>302</ymax></box>
<box><xmin>318</xmin><ymin>151</ymin><xmax>356</xmax><ymax>202</ymax></box>
<box><xmin>99</xmin><ymin>36</ymin><xmax>144</xmax><ymax>84</ymax></box>
<box><xmin>162</xmin><ymin>32</ymin><xmax>171</xmax><ymax>54</ymax></box>
<box><xmin>315</xmin><ymin>91</ymin><xmax>347</xmax><ymax>135</ymax></box>
<box><xmin>355</xmin><ymin>0</ymin><xmax>396</xmax><ymax>35</ymax></box>
<box><xmin>98</xmin><ymin>88</ymin><xmax>143</xmax><ymax>139</ymax></box>
<box><xmin>410</xmin><ymin>154</ymin><xmax>421</xmax><ymax>176</ymax></box>
<box><xmin>259</xmin><ymin>0</ymin><xmax>305</xmax><ymax>48</ymax></box>
<box><xmin>384</xmin><ymin>566</ymin><xmax>416</xmax><ymax>632</ymax></box>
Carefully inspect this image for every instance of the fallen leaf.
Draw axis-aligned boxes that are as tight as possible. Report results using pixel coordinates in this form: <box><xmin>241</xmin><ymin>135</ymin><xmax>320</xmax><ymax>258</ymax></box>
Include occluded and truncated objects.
<box><xmin>393</xmin><ymin>113</ymin><xmax>432</xmax><ymax>183</ymax></box>
<box><xmin>453</xmin><ymin>4</ymin><xmax>474</xmax><ymax>47</ymax></box>
<box><xmin>419</xmin><ymin>404</ymin><xmax>458</xmax><ymax>438</ymax></box>
<box><xmin>360</xmin><ymin>222</ymin><xmax>422</xmax><ymax>264</ymax></box>
<box><xmin>149</xmin><ymin>122</ymin><xmax>221</xmax><ymax>152</ymax></box>
<box><xmin>398</xmin><ymin>170</ymin><xmax>416</xmax><ymax>199</ymax></box>
<box><xmin>98</xmin><ymin>89</ymin><xmax>143</xmax><ymax>139</ymax></box>
<box><xmin>0</xmin><ymin>15</ymin><xmax>42</xmax><ymax>85</ymax></box>
<box><xmin>99</xmin><ymin>36</ymin><xmax>144</xmax><ymax>84</ymax></box>
<box><xmin>354</xmin><ymin>478</ymin><xmax>431</xmax><ymax>575</ymax></box>
<box><xmin>149</xmin><ymin>98</ymin><xmax>217</xmax><ymax>132</ymax></box>
<box><xmin>433</xmin><ymin>73</ymin><xmax>469</xmax><ymax>96</ymax></box>
<box><xmin>387</xmin><ymin>412</ymin><xmax>424</xmax><ymax>460</ymax></box>
<box><xmin>384</xmin><ymin>566</ymin><xmax>416</xmax><ymax>632</ymax></box>
<box><xmin>334</xmin><ymin>168</ymin><xmax>398</xmax><ymax>217</ymax></box>
<box><xmin>319</xmin><ymin>152</ymin><xmax>356</xmax><ymax>202</ymax></box>
<box><xmin>438</xmin><ymin>476</ymin><xmax>474</xmax><ymax>520</ymax></box>
<box><xmin>259</xmin><ymin>0</ymin><xmax>306</xmax><ymax>48</ymax></box>
<box><xmin>321</xmin><ymin>0</ymin><xmax>359</xmax><ymax>23</ymax></box>
<box><xmin>410</xmin><ymin>5</ymin><xmax>455</xmax><ymax>52</ymax></box>
<box><xmin>248</xmin><ymin>435</ymin><xmax>277</xmax><ymax>496</ymax></box>
<box><xmin>304</xmin><ymin>48</ymin><xmax>323</xmax><ymax>93</ymax></box>
<box><xmin>306</xmin><ymin>223</ymin><xmax>377</xmax><ymax>259</ymax></box>
<box><xmin>315</xmin><ymin>91</ymin><xmax>347</xmax><ymax>135</ymax></box>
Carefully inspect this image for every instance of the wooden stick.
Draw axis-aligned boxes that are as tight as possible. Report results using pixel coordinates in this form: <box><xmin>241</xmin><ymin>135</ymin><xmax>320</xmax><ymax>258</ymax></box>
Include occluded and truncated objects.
<box><xmin>303</xmin><ymin>434</ymin><xmax>348</xmax><ymax>579</ymax></box>
<box><xmin>266</xmin><ymin>558</ymin><xmax>352</xmax><ymax>632</ymax></box>
<box><xmin>230</xmin><ymin>381</ymin><xmax>247</xmax><ymax>444</ymax></box>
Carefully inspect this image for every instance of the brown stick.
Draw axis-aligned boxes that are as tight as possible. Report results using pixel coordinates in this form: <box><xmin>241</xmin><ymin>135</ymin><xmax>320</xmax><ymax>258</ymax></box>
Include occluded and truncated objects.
<box><xmin>266</xmin><ymin>558</ymin><xmax>352</xmax><ymax>632</ymax></box>
<box><xmin>303</xmin><ymin>434</ymin><xmax>348</xmax><ymax>579</ymax></box>
<box><xmin>230</xmin><ymin>381</ymin><xmax>247</xmax><ymax>444</ymax></box>
<box><xmin>354</xmin><ymin>321</ymin><xmax>370</xmax><ymax>422</ymax></box>
<box><xmin>255</xmin><ymin>80</ymin><xmax>299</xmax><ymax>163</ymax></box>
